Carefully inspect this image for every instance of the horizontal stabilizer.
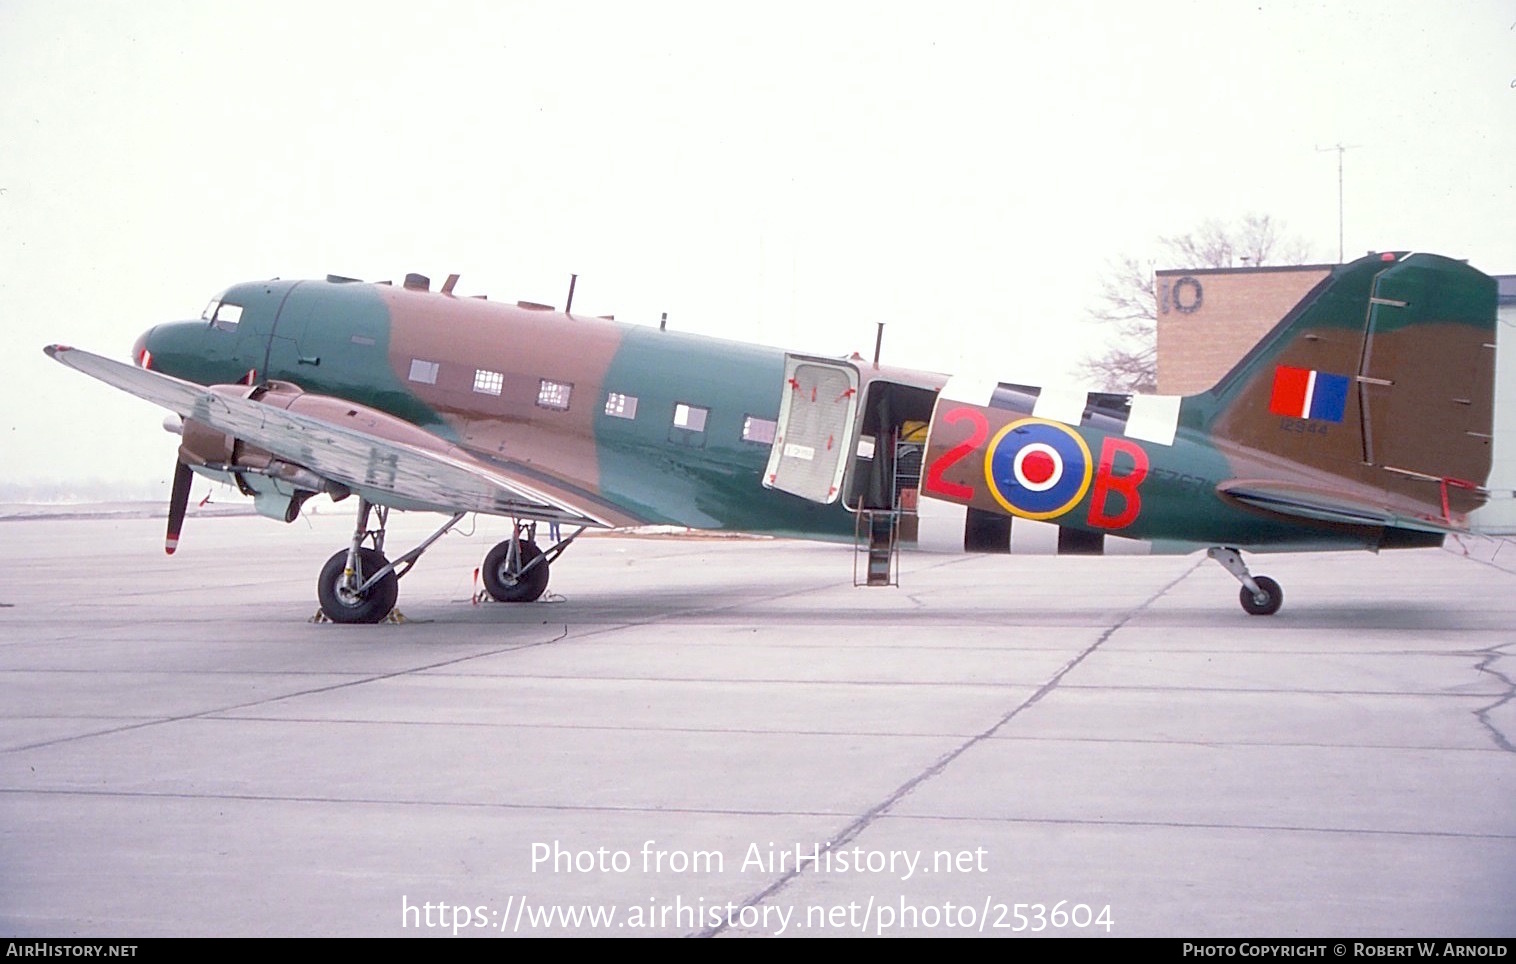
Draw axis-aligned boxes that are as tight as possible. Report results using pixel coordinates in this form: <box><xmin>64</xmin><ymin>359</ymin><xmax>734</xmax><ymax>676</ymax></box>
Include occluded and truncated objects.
<box><xmin>1218</xmin><ymin>480</ymin><xmax>1465</xmax><ymax>535</ymax></box>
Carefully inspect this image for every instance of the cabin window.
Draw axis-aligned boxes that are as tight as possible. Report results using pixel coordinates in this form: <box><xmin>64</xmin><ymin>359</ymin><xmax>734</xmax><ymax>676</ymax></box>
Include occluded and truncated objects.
<box><xmin>408</xmin><ymin>359</ymin><xmax>440</xmax><ymax>385</ymax></box>
<box><xmin>473</xmin><ymin>369</ymin><xmax>504</xmax><ymax>396</ymax></box>
<box><xmin>741</xmin><ymin>415</ymin><xmax>777</xmax><ymax>444</ymax></box>
<box><xmin>673</xmin><ymin>403</ymin><xmax>708</xmax><ymax>432</ymax></box>
<box><xmin>605</xmin><ymin>393</ymin><xmax>638</xmax><ymax>419</ymax></box>
<box><xmin>537</xmin><ymin>379</ymin><xmax>572</xmax><ymax>411</ymax></box>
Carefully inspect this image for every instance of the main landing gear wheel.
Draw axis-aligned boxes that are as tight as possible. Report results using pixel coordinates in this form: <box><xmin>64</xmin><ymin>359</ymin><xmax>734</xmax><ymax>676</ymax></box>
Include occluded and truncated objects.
<box><xmin>1239</xmin><ymin>575</ymin><xmax>1283</xmax><ymax>617</ymax></box>
<box><xmin>313</xmin><ymin>498</ymin><xmax>467</xmax><ymax>624</ymax></box>
<box><xmin>1207</xmin><ymin>546</ymin><xmax>1284</xmax><ymax>617</ymax></box>
<box><xmin>318</xmin><ymin>547</ymin><xmax>398</xmax><ymax>624</ymax></box>
<box><xmin>483</xmin><ymin>538</ymin><xmax>549</xmax><ymax>602</ymax></box>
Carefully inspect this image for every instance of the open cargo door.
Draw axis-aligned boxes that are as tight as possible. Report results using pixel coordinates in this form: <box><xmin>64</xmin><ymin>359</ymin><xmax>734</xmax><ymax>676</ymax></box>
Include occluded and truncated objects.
<box><xmin>762</xmin><ymin>355</ymin><xmax>861</xmax><ymax>504</ymax></box>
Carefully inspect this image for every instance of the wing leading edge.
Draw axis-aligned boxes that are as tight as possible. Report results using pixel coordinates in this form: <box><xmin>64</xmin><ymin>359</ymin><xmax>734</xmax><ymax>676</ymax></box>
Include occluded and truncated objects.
<box><xmin>45</xmin><ymin>345</ymin><xmax>613</xmax><ymax>527</ymax></box>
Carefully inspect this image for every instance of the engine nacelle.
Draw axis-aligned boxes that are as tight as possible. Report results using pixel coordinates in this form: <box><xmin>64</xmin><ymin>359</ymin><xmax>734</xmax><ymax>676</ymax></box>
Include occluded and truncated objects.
<box><xmin>177</xmin><ymin>382</ymin><xmax>354</xmax><ymax>523</ymax></box>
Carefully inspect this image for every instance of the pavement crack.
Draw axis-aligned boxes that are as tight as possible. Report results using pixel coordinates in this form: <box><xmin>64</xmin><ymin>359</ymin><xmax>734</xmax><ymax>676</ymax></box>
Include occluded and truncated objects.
<box><xmin>694</xmin><ymin>556</ymin><xmax>1205</xmax><ymax>937</ymax></box>
<box><xmin>1471</xmin><ymin>642</ymin><xmax>1516</xmax><ymax>754</ymax></box>
<box><xmin>1</xmin><ymin>632</ymin><xmax>572</xmax><ymax>754</ymax></box>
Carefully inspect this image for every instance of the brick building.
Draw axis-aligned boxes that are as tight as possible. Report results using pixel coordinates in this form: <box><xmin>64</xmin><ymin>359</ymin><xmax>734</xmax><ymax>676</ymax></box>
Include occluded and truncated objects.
<box><xmin>1154</xmin><ymin>263</ymin><xmax>1334</xmax><ymax>395</ymax></box>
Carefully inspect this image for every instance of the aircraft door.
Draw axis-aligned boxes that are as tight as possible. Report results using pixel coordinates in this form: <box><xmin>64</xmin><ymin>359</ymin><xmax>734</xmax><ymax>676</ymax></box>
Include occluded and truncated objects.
<box><xmin>762</xmin><ymin>355</ymin><xmax>861</xmax><ymax>503</ymax></box>
<box><xmin>262</xmin><ymin>282</ymin><xmax>313</xmax><ymax>380</ymax></box>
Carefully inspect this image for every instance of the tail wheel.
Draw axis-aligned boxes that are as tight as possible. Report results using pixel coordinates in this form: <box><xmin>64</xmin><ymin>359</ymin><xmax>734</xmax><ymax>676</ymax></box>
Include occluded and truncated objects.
<box><xmin>1239</xmin><ymin>575</ymin><xmax>1283</xmax><ymax>616</ymax></box>
<box><xmin>317</xmin><ymin>547</ymin><xmax>398</xmax><ymax>624</ymax></box>
<box><xmin>483</xmin><ymin>539</ymin><xmax>550</xmax><ymax>602</ymax></box>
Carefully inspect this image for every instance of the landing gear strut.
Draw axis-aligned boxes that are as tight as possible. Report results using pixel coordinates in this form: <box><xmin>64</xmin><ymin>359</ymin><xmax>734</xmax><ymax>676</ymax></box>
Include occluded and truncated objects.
<box><xmin>315</xmin><ymin>499</ymin><xmax>465</xmax><ymax>624</ymax></box>
<box><xmin>480</xmin><ymin>520</ymin><xmax>585</xmax><ymax>603</ymax></box>
<box><xmin>1208</xmin><ymin>546</ymin><xmax>1283</xmax><ymax>616</ymax></box>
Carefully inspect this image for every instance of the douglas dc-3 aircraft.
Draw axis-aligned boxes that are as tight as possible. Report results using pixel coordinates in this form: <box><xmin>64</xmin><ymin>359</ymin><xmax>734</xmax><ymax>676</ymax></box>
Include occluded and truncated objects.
<box><xmin>46</xmin><ymin>251</ymin><xmax>1497</xmax><ymax>622</ymax></box>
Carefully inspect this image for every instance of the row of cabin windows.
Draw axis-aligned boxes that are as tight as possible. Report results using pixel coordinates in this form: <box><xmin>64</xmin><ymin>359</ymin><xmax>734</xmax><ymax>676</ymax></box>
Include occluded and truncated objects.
<box><xmin>407</xmin><ymin>358</ymin><xmax>778</xmax><ymax>443</ymax></box>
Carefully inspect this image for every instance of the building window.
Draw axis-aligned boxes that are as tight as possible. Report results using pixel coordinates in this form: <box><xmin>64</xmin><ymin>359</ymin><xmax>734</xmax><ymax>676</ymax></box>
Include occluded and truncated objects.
<box><xmin>537</xmin><ymin>379</ymin><xmax>572</xmax><ymax>411</ymax></box>
<box><xmin>473</xmin><ymin>369</ymin><xmax>504</xmax><ymax>396</ymax></box>
<box><xmin>605</xmin><ymin>392</ymin><xmax>638</xmax><ymax>419</ymax></box>
<box><xmin>408</xmin><ymin>359</ymin><xmax>440</xmax><ymax>385</ymax></box>
<box><xmin>673</xmin><ymin>403</ymin><xmax>708</xmax><ymax>432</ymax></box>
<box><xmin>741</xmin><ymin>415</ymin><xmax>777</xmax><ymax>444</ymax></box>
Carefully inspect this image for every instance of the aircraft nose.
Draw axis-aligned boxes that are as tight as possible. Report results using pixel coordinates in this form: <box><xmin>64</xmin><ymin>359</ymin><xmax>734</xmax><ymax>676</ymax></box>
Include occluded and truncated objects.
<box><xmin>132</xmin><ymin>326</ymin><xmax>157</xmax><ymax>368</ymax></box>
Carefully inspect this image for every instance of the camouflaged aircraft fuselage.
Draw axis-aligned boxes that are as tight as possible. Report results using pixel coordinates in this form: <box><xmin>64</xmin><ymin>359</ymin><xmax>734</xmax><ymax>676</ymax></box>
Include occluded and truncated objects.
<box><xmin>129</xmin><ymin>251</ymin><xmax>1495</xmax><ymax>558</ymax></box>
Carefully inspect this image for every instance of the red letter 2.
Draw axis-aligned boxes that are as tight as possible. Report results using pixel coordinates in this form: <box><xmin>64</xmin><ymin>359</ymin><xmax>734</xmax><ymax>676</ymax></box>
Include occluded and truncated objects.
<box><xmin>923</xmin><ymin>406</ymin><xmax>988</xmax><ymax>503</ymax></box>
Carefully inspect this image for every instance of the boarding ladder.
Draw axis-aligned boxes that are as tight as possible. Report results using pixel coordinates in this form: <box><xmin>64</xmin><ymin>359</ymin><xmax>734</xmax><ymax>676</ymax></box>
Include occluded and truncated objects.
<box><xmin>854</xmin><ymin>508</ymin><xmax>900</xmax><ymax>587</ymax></box>
<box><xmin>851</xmin><ymin>435</ymin><xmax>921</xmax><ymax>587</ymax></box>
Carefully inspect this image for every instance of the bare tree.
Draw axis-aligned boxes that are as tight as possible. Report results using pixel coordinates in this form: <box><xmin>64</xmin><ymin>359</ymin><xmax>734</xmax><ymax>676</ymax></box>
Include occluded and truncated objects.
<box><xmin>1077</xmin><ymin>214</ymin><xmax>1313</xmax><ymax>393</ymax></box>
<box><xmin>1078</xmin><ymin>255</ymin><xmax>1160</xmax><ymax>393</ymax></box>
<box><xmin>1164</xmin><ymin>213</ymin><xmax>1314</xmax><ymax>270</ymax></box>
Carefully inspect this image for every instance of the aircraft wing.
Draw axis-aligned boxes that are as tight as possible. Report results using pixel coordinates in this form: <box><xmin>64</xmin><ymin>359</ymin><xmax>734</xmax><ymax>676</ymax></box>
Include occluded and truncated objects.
<box><xmin>45</xmin><ymin>345</ymin><xmax>613</xmax><ymax>527</ymax></box>
<box><xmin>1217</xmin><ymin>479</ymin><xmax>1467</xmax><ymax>535</ymax></box>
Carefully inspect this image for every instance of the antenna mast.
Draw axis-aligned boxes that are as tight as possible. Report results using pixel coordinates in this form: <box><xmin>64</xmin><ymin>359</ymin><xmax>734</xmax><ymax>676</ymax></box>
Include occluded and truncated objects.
<box><xmin>1316</xmin><ymin>143</ymin><xmax>1357</xmax><ymax>263</ymax></box>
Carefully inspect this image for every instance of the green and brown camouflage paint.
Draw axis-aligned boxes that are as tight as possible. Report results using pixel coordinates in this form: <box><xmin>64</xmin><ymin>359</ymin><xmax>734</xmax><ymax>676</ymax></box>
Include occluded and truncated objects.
<box><xmin>135</xmin><ymin>251</ymin><xmax>1496</xmax><ymax>553</ymax></box>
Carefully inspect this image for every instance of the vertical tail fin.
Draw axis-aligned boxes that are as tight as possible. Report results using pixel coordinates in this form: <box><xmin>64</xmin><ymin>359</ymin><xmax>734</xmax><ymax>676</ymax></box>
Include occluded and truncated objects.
<box><xmin>1192</xmin><ymin>251</ymin><xmax>1497</xmax><ymax>524</ymax></box>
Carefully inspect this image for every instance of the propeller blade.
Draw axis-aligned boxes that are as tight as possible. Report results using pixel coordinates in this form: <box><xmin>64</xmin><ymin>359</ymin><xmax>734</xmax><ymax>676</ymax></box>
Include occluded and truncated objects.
<box><xmin>166</xmin><ymin>460</ymin><xmax>192</xmax><ymax>555</ymax></box>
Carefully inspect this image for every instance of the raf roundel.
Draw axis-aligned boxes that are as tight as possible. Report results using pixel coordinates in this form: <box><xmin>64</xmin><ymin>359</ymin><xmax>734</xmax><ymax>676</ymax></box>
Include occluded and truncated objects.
<box><xmin>983</xmin><ymin>419</ymin><xmax>1094</xmax><ymax>520</ymax></box>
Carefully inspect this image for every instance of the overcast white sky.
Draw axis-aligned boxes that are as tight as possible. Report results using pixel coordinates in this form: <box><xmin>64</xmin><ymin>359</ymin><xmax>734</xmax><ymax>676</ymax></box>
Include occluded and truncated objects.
<box><xmin>3</xmin><ymin>0</ymin><xmax>1514</xmax><ymax>498</ymax></box>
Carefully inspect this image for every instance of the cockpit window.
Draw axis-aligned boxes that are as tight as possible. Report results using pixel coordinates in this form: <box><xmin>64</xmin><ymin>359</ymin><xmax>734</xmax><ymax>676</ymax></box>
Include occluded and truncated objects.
<box><xmin>201</xmin><ymin>290</ymin><xmax>243</xmax><ymax>331</ymax></box>
<box><xmin>202</xmin><ymin>298</ymin><xmax>242</xmax><ymax>331</ymax></box>
<box><xmin>212</xmin><ymin>303</ymin><xmax>243</xmax><ymax>331</ymax></box>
